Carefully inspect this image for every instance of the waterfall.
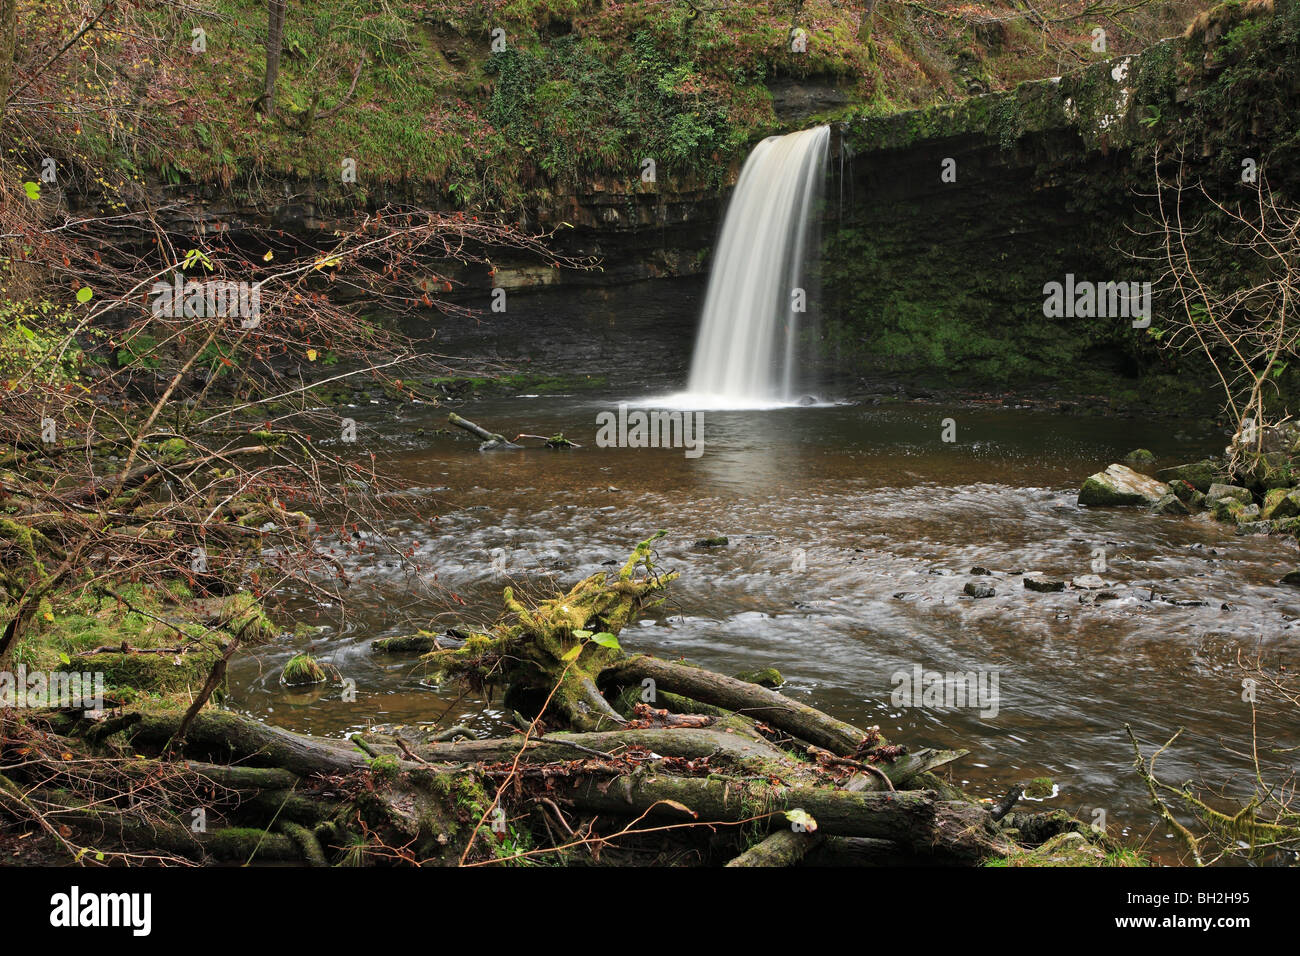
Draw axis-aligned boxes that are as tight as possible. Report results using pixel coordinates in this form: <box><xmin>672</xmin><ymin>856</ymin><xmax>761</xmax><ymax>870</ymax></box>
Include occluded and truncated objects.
<box><xmin>681</xmin><ymin>125</ymin><xmax>829</xmax><ymax>408</ymax></box>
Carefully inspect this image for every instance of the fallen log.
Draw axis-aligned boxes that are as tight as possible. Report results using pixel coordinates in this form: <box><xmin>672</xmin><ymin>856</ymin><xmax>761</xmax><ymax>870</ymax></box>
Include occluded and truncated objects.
<box><xmin>560</xmin><ymin>774</ymin><xmax>1013</xmax><ymax>862</ymax></box>
<box><xmin>726</xmin><ymin>829</ymin><xmax>824</xmax><ymax>867</ymax></box>
<box><xmin>373</xmin><ymin>726</ymin><xmax>793</xmax><ymax>769</ymax></box>
<box><xmin>448</xmin><ymin>412</ymin><xmax>521</xmax><ymax>450</ymax></box>
<box><xmin>125</xmin><ymin>710</ymin><xmax>377</xmax><ymax>776</ymax></box>
<box><xmin>603</xmin><ymin>655</ymin><xmax>877</xmax><ymax>756</ymax></box>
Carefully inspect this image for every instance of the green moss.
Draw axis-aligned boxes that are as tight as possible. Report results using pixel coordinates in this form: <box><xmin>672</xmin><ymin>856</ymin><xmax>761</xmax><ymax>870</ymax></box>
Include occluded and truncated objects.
<box><xmin>368</xmin><ymin>754</ymin><xmax>402</xmax><ymax>780</ymax></box>
<box><xmin>1024</xmin><ymin>776</ymin><xmax>1055</xmax><ymax>799</ymax></box>
<box><xmin>733</xmin><ymin>667</ymin><xmax>783</xmax><ymax>688</ymax></box>
<box><xmin>281</xmin><ymin>653</ymin><xmax>328</xmax><ymax>686</ymax></box>
<box><xmin>986</xmin><ymin>832</ymin><xmax>1149</xmax><ymax>867</ymax></box>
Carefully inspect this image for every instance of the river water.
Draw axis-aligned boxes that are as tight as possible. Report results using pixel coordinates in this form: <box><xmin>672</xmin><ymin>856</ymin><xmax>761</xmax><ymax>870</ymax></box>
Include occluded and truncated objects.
<box><xmin>227</xmin><ymin>278</ymin><xmax>1299</xmax><ymax>864</ymax></box>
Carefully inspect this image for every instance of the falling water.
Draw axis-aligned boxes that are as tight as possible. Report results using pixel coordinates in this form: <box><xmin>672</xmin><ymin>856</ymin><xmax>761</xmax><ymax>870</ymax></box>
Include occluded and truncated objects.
<box><xmin>681</xmin><ymin>125</ymin><xmax>829</xmax><ymax>408</ymax></box>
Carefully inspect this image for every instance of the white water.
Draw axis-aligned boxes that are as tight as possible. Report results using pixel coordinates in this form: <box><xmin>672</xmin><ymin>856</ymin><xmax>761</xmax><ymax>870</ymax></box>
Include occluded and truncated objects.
<box><xmin>673</xmin><ymin>125</ymin><xmax>830</xmax><ymax>409</ymax></box>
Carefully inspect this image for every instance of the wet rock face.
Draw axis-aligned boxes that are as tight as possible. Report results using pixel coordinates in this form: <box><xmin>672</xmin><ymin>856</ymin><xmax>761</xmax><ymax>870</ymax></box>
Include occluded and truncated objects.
<box><xmin>1078</xmin><ymin>463</ymin><xmax>1170</xmax><ymax>507</ymax></box>
<box><xmin>825</xmin><ymin>3</ymin><xmax>1300</xmax><ymax>395</ymax></box>
<box><xmin>766</xmin><ymin>77</ymin><xmax>854</xmax><ymax>124</ymax></box>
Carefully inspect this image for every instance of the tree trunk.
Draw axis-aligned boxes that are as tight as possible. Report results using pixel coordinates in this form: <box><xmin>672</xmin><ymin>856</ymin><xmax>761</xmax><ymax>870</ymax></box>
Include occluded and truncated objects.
<box><xmin>0</xmin><ymin>0</ymin><xmax>15</xmax><ymax>119</ymax></box>
<box><xmin>263</xmin><ymin>0</ymin><xmax>287</xmax><ymax>116</ymax></box>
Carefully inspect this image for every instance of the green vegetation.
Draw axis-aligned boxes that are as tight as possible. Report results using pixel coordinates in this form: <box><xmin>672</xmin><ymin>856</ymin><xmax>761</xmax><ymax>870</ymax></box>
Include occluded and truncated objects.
<box><xmin>11</xmin><ymin>585</ymin><xmax>272</xmax><ymax>705</ymax></box>
<box><xmin>986</xmin><ymin>832</ymin><xmax>1149</xmax><ymax>867</ymax></box>
<box><xmin>824</xmin><ymin>0</ymin><xmax>1299</xmax><ymax>402</ymax></box>
<box><xmin>281</xmin><ymin>652</ymin><xmax>328</xmax><ymax>686</ymax></box>
<box><xmin>15</xmin><ymin>0</ymin><xmax>1203</xmax><ymax>212</ymax></box>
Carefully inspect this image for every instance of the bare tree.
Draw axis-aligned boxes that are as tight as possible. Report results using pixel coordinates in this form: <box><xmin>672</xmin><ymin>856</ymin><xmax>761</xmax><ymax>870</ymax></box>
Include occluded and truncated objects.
<box><xmin>1138</xmin><ymin>151</ymin><xmax>1300</xmax><ymax>468</ymax></box>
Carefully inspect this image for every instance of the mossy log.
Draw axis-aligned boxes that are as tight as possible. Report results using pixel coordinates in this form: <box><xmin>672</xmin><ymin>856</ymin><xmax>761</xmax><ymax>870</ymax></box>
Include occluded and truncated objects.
<box><xmin>726</xmin><ymin>829</ymin><xmax>825</xmax><ymax>867</ymax></box>
<box><xmin>423</xmin><ymin>532</ymin><xmax>679</xmax><ymax>732</ymax></box>
<box><xmin>561</xmin><ymin>775</ymin><xmax>1012</xmax><ymax>863</ymax></box>
<box><xmin>374</xmin><ymin>726</ymin><xmax>791</xmax><ymax>769</ymax></box>
<box><xmin>33</xmin><ymin>789</ymin><xmax>303</xmax><ymax>862</ymax></box>
<box><xmin>124</xmin><ymin>710</ymin><xmax>376</xmax><ymax>776</ymax></box>
<box><xmin>602</xmin><ymin>655</ymin><xmax>877</xmax><ymax>756</ymax></box>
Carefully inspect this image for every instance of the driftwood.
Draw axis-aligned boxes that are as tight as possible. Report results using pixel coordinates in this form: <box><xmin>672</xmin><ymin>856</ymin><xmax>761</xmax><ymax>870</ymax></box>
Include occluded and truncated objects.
<box><xmin>447</xmin><ymin>412</ymin><xmax>521</xmax><ymax>449</ymax></box>
<box><xmin>602</xmin><ymin>655</ymin><xmax>876</xmax><ymax>756</ymax></box>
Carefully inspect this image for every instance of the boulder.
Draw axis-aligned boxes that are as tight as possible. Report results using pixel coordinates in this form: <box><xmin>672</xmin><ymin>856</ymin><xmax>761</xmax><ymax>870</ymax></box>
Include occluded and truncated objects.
<box><xmin>1206</xmin><ymin>483</ymin><xmax>1252</xmax><ymax>505</ymax></box>
<box><xmin>1153</xmin><ymin>493</ymin><xmax>1190</xmax><ymax>515</ymax></box>
<box><xmin>1272</xmin><ymin>516</ymin><xmax>1300</xmax><ymax>536</ymax></box>
<box><xmin>1261</xmin><ymin>487</ymin><xmax>1300</xmax><ymax>521</ymax></box>
<box><xmin>1124</xmin><ymin>448</ymin><xmax>1157</xmax><ymax>465</ymax></box>
<box><xmin>1024</xmin><ymin>574</ymin><xmax>1066</xmax><ymax>593</ymax></box>
<box><xmin>1236</xmin><ymin>521</ymin><xmax>1272</xmax><ymax>536</ymax></box>
<box><xmin>1211</xmin><ymin>497</ymin><xmax>1247</xmax><ymax>524</ymax></box>
<box><xmin>1078</xmin><ymin>464</ymin><xmax>1170</xmax><ymax>507</ymax></box>
<box><xmin>1158</xmin><ymin>459</ymin><xmax>1223</xmax><ymax>492</ymax></box>
<box><xmin>963</xmin><ymin>581</ymin><xmax>996</xmax><ymax>599</ymax></box>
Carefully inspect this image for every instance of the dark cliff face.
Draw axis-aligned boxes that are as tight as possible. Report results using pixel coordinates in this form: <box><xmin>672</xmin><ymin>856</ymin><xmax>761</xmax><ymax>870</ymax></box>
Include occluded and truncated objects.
<box><xmin>823</xmin><ymin>1</ymin><xmax>1300</xmax><ymax>402</ymax></box>
<box><xmin>57</xmin><ymin>2</ymin><xmax>1296</xmax><ymax>405</ymax></box>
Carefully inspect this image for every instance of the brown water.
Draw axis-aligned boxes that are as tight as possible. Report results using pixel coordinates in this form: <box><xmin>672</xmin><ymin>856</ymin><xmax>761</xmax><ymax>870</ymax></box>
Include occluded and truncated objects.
<box><xmin>227</xmin><ymin>279</ymin><xmax>1300</xmax><ymax>863</ymax></box>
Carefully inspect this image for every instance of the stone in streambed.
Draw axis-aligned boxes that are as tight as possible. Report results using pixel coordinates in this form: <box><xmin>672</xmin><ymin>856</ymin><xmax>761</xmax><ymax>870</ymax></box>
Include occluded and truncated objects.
<box><xmin>733</xmin><ymin>667</ymin><xmax>784</xmax><ymax>688</ymax></box>
<box><xmin>963</xmin><ymin>581</ymin><xmax>996</xmax><ymax>598</ymax></box>
<box><xmin>1272</xmin><ymin>516</ymin><xmax>1300</xmax><ymax>537</ymax></box>
<box><xmin>1206</xmin><ymin>483</ymin><xmax>1253</xmax><ymax>505</ymax></box>
<box><xmin>1281</xmin><ymin>570</ymin><xmax>1300</xmax><ymax>587</ymax></box>
<box><xmin>1023</xmin><ymin>574</ymin><xmax>1066</xmax><ymax>593</ymax></box>
<box><xmin>1124</xmin><ymin>449</ymin><xmax>1157</xmax><ymax>464</ymax></box>
<box><xmin>1153</xmin><ymin>493</ymin><xmax>1190</xmax><ymax>515</ymax></box>
<box><xmin>1236</xmin><ymin>520</ymin><xmax>1273</xmax><ymax>536</ymax></box>
<box><xmin>1071</xmin><ymin>574</ymin><xmax>1106</xmax><ymax>589</ymax></box>
<box><xmin>1210</xmin><ymin>497</ymin><xmax>1247</xmax><ymax>524</ymax></box>
<box><xmin>1159</xmin><ymin>459</ymin><xmax>1224</xmax><ymax>492</ymax></box>
<box><xmin>1212</xmin><ymin>498</ymin><xmax>1261</xmax><ymax>526</ymax></box>
<box><xmin>1077</xmin><ymin>464</ymin><xmax>1169</xmax><ymax>507</ymax></box>
<box><xmin>694</xmin><ymin>536</ymin><xmax>729</xmax><ymax>547</ymax></box>
<box><xmin>1262</xmin><ymin>487</ymin><xmax>1300</xmax><ymax>521</ymax></box>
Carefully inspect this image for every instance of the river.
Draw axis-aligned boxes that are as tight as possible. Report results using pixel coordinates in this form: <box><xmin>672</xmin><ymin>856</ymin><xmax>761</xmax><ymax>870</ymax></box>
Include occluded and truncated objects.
<box><xmin>227</xmin><ymin>277</ymin><xmax>1299</xmax><ymax>864</ymax></box>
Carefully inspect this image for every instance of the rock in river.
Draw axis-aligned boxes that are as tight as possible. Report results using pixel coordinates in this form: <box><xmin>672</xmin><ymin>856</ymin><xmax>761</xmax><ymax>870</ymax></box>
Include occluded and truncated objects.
<box><xmin>1206</xmin><ymin>483</ymin><xmax>1252</xmax><ymax>505</ymax></box>
<box><xmin>1024</xmin><ymin>574</ymin><xmax>1066</xmax><ymax>593</ymax></box>
<box><xmin>1158</xmin><ymin>459</ymin><xmax>1223</xmax><ymax>492</ymax></box>
<box><xmin>1077</xmin><ymin>464</ymin><xmax>1170</xmax><ymax>507</ymax></box>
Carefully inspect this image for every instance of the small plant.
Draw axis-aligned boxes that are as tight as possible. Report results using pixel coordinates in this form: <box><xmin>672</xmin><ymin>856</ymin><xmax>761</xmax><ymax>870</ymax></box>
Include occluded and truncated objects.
<box><xmin>281</xmin><ymin>653</ymin><xmax>327</xmax><ymax>686</ymax></box>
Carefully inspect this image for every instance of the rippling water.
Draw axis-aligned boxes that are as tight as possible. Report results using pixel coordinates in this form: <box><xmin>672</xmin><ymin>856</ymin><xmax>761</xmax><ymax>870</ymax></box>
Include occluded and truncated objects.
<box><xmin>227</xmin><ymin>279</ymin><xmax>1299</xmax><ymax>863</ymax></box>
